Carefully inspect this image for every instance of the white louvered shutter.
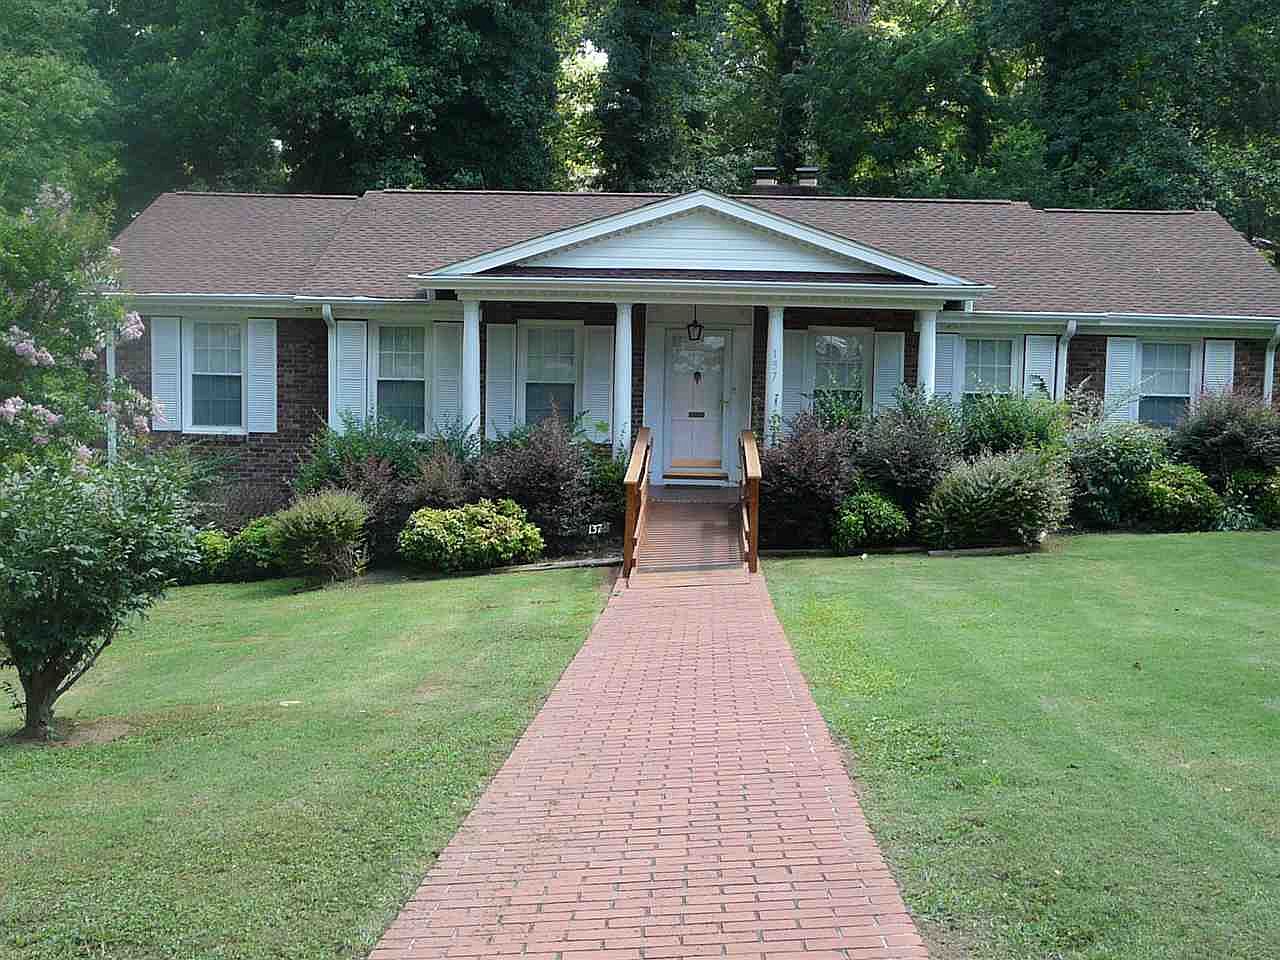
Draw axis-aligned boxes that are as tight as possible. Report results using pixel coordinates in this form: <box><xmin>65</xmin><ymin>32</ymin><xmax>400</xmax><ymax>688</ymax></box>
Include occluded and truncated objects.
<box><xmin>1104</xmin><ymin>337</ymin><xmax>1139</xmax><ymax>422</ymax></box>
<box><xmin>245</xmin><ymin>319</ymin><xmax>277</xmax><ymax>433</ymax></box>
<box><xmin>781</xmin><ymin>329</ymin><xmax>808</xmax><ymax>433</ymax></box>
<box><xmin>873</xmin><ymin>331</ymin><xmax>906</xmax><ymax>412</ymax></box>
<box><xmin>333</xmin><ymin>320</ymin><xmax>367</xmax><ymax>431</ymax></box>
<box><xmin>582</xmin><ymin>325</ymin><xmax>614</xmax><ymax>443</ymax></box>
<box><xmin>485</xmin><ymin>323</ymin><xmax>516</xmax><ymax>440</ymax></box>
<box><xmin>1202</xmin><ymin>339</ymin><xmax>1235</xmax><ymax>395</ymax></box>
<box><xmin>150</xmin><ymin>316</ymin><xmax>181</xmax><ymax>431</ymax></box>
<box><xmin>1023</xmin><ymin>334</ymin><xmax>1058</xmax><ymax>398</ymax></box>
<box><xmin>433</xmin><ymin>322</ymin><xmax>463</xmax><ymax>432</ymax></box>
<box><xmin>934</xmin><ymin>333</ymin><xmax>959</xmax><ymax>402</ymax></box>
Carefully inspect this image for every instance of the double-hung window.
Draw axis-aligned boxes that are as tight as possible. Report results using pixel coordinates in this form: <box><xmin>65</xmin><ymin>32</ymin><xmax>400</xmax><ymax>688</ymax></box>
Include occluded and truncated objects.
<box><xmin>191</xmin><ymin>320</ymin><xmax>244</xmax><ymax>429</ymax></box>
<box><xmin>963</xmin><ymin>338</ymin><xmax>1014</xmax><ymax>397</ymax></box>
<box><xmin>813</xmin><ymin>333</ymin><xmax>868</xmax><ymax>415</ymax></box>
<box><xmin>520</xmin><ymin>323</ymin><xmax>579</xmax><ymax>426</ymax></box>
<box><xmin>376</xmin><ymin>325</ymin><xmax>428</xmax><ymax>433</ymax></box>
<box><xmin>1138</xmin><ymin>341</ymin><xmax>1192</xmax><ymax>428</ymax></box>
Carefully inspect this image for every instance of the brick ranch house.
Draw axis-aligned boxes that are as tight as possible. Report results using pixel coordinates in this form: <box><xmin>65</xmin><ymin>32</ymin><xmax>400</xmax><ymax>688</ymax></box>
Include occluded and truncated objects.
<box><xmin>113</xmin><ymin>186</ymin><xmax>1280</xmax><ymax>489</ymax></box>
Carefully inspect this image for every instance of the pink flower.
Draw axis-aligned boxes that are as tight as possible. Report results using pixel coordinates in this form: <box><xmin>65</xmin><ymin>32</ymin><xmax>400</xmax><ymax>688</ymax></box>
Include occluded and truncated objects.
<box><xmin>41</xmin><ymin>408</ymin><xmax>62</xmax><ymax>425</ymax></box>
<box><xmin>74</xmin><ymin>444</ymin><xmax>94</xmax><ymax>464</ymax></box>
<box><xmin>34</xmin><ymin>348</ymin><xmax>54</xmax><ymax>366</ymax></box>
<box><xmin>32</xmin><ymin>434</ymin><xmax>49</xmax><ymax>446</ymax></box>
<box><xmin>0</xmin><ymin>397</ymin><xmax>24</xmax><ymax>424</ymax></box>
<box><xmin>79</xmin><ymin>346</ymin><xmax>97</xmax><ymax>362</ymax></box>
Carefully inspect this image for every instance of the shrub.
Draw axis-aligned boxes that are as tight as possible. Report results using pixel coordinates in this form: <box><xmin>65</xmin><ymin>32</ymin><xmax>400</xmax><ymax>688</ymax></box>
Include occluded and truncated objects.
<box><xmin>271</xmin><ymin>490</ymin><xmax>369</xmax><ymax>582</ymax></box>
<box><xmin>204</xmin><ymin>481</ymin><xmax>290</xmax><ymax>533</ymax></box>
<box><xmin>589</xmin><ymin>449</ymin><xmax>628</xmax><ymax>533</ymax></box>
<box><xmin>918</xmin><ymin>449</ymin><xmax>1072</xmax><ymax>549</ymax></box>
<box><xmin>224</xmin><ymin>516</ymin><xmax>285</xmax><ymax>581</ymax></box>
<box><xmin>1138</xmin><ymin>464</ymin><xmax>1224</xmax><ymax>532</ymax></box>
<box><xmin>1166</xmin><ymin>393</ymin><xmax>1280</xmax><ymax>486</ymax></box>
<box><xmin>961</xmin><ymin>392</ymin><xmax>1069</xmax><ymax>456</ymax></box>
<box><xmin>398</xmin><ymin>498</ymin><xmax>544</xmax><ymax>572</ymax></box>
<box><xmin>337</xmin><ymin>454</ymin><xmax>417</xmax><ymax>562</ymax></box>
<box><xmin>831</xmin><ymin>489</ymin><xmax>910</xmax><ymax>554</ymax></box>
<box><xmin>1066</xmin><ymin>422</ymin><xmax>1168</xmax><ymax>529</ymax></box>
<box><xmin>184</xmin><ymin>529</ymin><xmax>231</xmax><ymax>584</ymax></box>
<box><xmin>759</xmin><ymin>411</ymin><xmax>859</xmax><ymax>547</ymax></box>
<box><xmin>1256</xmin><ymin>471</ymin><xmax>1280</xmax><ymax>528</ymax></box>
<box><xmin>294</xmin><ymin>414</ymin><xmax>426</xmax><ymax>494</ymax></box>
<box><xmin>412</xmin><ymin>444</ymin><xmax>473</xmax><ymax>510</ymax></box>
<box><xmin>854</xmin><ymin>389</ymin><xmax>962</xmax><ymax>512</ymax></box>
<box><xmin>473</xmin><ymin>417</ymin><xmax>597</xmax><ymax>552</ymax></box>
<box><xmin>0</xmin><ymin>459</ymin><xmax>197</xmax><ymax>739</ymax></box>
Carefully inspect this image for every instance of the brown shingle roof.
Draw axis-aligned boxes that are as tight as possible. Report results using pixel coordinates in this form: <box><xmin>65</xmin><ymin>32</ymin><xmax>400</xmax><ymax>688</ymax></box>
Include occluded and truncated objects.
<box><xmin>116</xmin><ymin>188</ymin><xmax>1280</xmax><ymax>318</ymax></box>
<box><xmin>115</xmin><ymin>192</ymin><xmax>359</xmax><ymax>295</ymax></box>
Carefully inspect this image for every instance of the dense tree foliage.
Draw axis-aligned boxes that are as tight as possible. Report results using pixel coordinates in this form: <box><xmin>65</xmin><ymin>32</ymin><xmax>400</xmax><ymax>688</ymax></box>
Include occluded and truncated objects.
<box><xmin>0</xmin><ymin>0</ymin><xmax>1275</xmax><ymax>251</ymax></box>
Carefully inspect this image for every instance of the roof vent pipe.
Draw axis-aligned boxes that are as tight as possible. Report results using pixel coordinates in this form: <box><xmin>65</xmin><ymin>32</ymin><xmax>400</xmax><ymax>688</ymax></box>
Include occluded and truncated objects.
<box><xmin>796</xmin><ymin>165</ymin><xmax>819</xmax><ymax>188</ymax></box>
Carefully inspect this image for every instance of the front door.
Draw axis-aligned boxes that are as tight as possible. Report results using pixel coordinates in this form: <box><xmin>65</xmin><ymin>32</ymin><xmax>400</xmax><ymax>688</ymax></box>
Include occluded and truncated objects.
<box><xmin>664</xmin><ymin>328</ymin><xmax>729</xmax><ymax>478</ymax></box>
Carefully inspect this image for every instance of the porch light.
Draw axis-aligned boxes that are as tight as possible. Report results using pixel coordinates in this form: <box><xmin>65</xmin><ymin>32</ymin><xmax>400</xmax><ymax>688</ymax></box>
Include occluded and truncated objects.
<box><xmin>687</xmin><ymin>307</ymin><xmax>704</xmax><ymax>342</ymax></box>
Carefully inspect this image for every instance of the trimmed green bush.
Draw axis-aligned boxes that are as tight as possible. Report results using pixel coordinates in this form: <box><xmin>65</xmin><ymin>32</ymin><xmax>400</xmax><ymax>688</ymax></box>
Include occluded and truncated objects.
<box><xmin>1066</xmin><ymin>422</ymin><xmax>1168</xmax><ymax>529</ymax></box>
<box><xmin>588</xmin><ymin>449</ymin><xmax>628</xmax><ymax>533</ymax></box>
<box><xmin>398</xmin><ymin>498</ymin><xmax>544</xmax><ymax>572</ymax></box>
<box><xmin>831</xmin><ymin>490</ymin><xmax>910</xmax><ymax>554</ymax></box>
<box><xmin>918</xmin><ymin>449</ymin><xmax>1072</xmax><ymax>549</ymax></box>
<box><xmin>1138</xmin><ymin>464</ymin><xmax>1224</xmax><ymax>532</ymax></box>
<box><xmin>224</xmin><ymin>516</ymin><xmax>285</xmax><ymax>581</ymax></box>
<box><xmin>184</xmin><ymin>530</ymin><xmax>231</xmax><ymax>584</ymax></box>
<box><xmin>271</xmin><ymin>490</ymin><xmax>369</xmax><ymax>582</ymax></box>
<box><xmin>961</xmin><ymin>392</ymin><xmax>1069</xmax><ymax>456</ymax></box>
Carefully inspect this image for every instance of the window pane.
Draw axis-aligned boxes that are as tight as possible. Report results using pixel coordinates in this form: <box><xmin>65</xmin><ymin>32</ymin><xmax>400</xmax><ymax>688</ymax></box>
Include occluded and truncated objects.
<box><xmin>814</xmin><ymin>335</ymin><xmax>864</xmax><ymax>395</ymax></box>
<box><xmin>526</xmin><ymin>382</ymin><xmax>574</xmax><ymax>425</ymax></box>
<box><xmin>379</xmin><ymin>326</ymin><xmax>426</xmax><ymax>380</ymax></box>
<box><xmin>527</xmin><ymin>327</ymin><xmax>576</xmax><ymax>382</ymax></box>
<box><xmin>1139</xmin><ymin>396</ymin><xmax>1188</xmax><ymax>428</ymax></box>
<box><xmin>1140</xmin><ymin>341</ymin><xmax>1191</xmax><ymax>395</ymax></box>
<box><xmin>377</xmin><ymin>380</ymin><xmax>425</xmax><ymax>433</ymax></box>
<box><xmin>192</xmin><ymin>374</ymin><xmax>242</xmax><ymax>427</ymax></box>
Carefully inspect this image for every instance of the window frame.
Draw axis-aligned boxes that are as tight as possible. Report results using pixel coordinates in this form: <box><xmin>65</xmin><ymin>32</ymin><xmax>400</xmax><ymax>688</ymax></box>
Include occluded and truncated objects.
<box><xmin>1136</xmin><ymin>337</ymin><xmax>1201</xmax><ymax>428</ymax></box>
<box><xmin>515</xmin><ymin>318</ymin><xmax>584</xmax><ymax>427</ymax></box>
<box><xmin>182</xmin><ymin>317</ymin><xmax>248</xmax><ymax>435</ymax></box>
<box><xmin>369</xmin><ymin>320</ymin><xmax>432</xmax><ymax>436</ymax></box>
<box><xmin>804</xmin><ymin>325</ymin><xmax>874</xmax><ymax>415</ymax></box>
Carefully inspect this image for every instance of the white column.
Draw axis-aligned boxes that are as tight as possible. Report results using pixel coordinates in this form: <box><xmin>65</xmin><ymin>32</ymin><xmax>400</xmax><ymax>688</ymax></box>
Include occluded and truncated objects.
<box><xmin>916</xmin><ymin>308</ymin><xmax>937</xmax><ymax>396</ymax></box>
<box><xmin>765</xmin><ymin>305</ymin><xmax>785</xmax><ymax>440</ymax></box>
<box><xmin>461</xmin><ymin>300</ymin><xmax>482</xmax><ymax>440</ymax></box>
<box><xmin>613</xmin><ymin>302</ymin><xmax>633</xmax><ymax>455</ymax></box>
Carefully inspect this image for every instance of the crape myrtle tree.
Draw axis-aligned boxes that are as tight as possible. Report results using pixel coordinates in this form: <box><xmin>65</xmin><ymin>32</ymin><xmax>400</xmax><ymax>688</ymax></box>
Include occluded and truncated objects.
<box><xmin>0</xmin><ymin>188</ymin><xmax>196</xmax><ymax>740</ymax></box>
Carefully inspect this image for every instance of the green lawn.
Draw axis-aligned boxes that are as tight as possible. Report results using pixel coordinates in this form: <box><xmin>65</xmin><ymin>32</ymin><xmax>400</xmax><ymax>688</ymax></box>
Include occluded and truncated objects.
<box><xmin>767</xmin><ymin>533</ymin><xmax>1280</xmax><ymax>960</ymax></box>
<box><xmin>0</xmin><ymin>570</ymin><xmax>604</xmax><ymax>960</ymax></box>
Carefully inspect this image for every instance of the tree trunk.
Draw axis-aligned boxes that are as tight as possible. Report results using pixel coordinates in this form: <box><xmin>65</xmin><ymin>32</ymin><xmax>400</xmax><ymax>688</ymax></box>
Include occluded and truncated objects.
<box><xmin>17</xmin><ymin>672</ymin><xmax>58</xmax><ymax>741</ymax></box>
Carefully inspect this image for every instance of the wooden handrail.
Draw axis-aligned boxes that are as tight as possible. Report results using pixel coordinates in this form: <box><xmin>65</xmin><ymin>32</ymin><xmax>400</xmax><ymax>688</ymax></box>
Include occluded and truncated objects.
<box><xmin>739</xmin><ymin>430</ymin><xmax>761</xmax><ymax>572</ymax></box>
<box><xmin>622</xmin><ymin>427</ymin><xmax>653</xmax><ymax>578</ymax></box>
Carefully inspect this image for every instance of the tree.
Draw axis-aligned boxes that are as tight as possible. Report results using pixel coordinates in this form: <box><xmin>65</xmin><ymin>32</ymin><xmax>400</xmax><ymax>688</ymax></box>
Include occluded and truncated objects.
<box><xmin>0</xmin><ymin>188</ymin><xmax>153</xmax><ymax>465</ymax></box>
<box><xmin>0</xmin><ymin>459</ymin><xmax>196</xmax><ymax>740</ymax></box>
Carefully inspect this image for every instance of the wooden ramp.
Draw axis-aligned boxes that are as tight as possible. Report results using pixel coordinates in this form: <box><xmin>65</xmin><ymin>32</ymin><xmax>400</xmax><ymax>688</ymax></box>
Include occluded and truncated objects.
<box><xmin>631</xmin><ymin>498</ymin><xmax>745</xmax><ymax>579</ymax></box>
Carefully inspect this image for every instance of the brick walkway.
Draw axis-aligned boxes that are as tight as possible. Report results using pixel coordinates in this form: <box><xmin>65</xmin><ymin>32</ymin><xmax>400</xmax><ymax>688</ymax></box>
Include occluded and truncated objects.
<box><xmin>371</xmin><ymin>573</ymin><xmax>928</xmax><ymax>960</ymax></box>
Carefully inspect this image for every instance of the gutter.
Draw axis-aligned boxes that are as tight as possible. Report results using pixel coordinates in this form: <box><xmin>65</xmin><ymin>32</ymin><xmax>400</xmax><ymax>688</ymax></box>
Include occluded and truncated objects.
<box><xmin>1265</xmin><ymin>323</ymin><xmax>1280</xmax><ymax>406</ymax></box>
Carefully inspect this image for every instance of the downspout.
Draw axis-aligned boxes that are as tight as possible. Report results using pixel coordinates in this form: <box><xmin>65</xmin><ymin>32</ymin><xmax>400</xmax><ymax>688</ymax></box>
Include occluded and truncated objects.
<box><xmin>322</xmin><ymin>304</ymin><xmax>336</xmax><ymax>429</ymax></box>
<box><xmin>1054</xmin><ymin>318</ymin><xmax>1077</xmax><ymax>401</ymax></box>
<box><xmin>1264</xmin><ymin>322</ymin><xmax>1280</xmax><ymax>407</ymax></box>
<box><xmin>106</xmin><ymin>326</ymin><xmax>118</xmax><ymax>463</ymax></box>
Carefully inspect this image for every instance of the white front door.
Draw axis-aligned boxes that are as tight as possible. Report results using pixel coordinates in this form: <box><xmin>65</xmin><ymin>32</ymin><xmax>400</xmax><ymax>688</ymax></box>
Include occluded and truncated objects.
<box><xmin>664</xmin><ymin>328</ymin><xmax>730</xmax><ymax>477</ymax></box>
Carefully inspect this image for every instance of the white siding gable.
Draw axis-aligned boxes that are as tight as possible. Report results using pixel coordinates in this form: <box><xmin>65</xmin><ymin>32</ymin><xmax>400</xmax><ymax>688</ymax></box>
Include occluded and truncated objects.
<box><xmin>524</xmin><ymin>208</ymin><xmax>891</xmax><ymax>274</ymax></box>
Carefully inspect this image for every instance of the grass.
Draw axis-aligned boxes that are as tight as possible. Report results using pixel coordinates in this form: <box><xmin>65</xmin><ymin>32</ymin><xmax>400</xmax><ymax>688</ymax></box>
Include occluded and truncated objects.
<box><xmin>767</xmin><ymin>533</ymin><xmax>1280</xmax><ymax>960</ymax></box>
<box><xmin>0</xmin><ymin>570</ymin><xmax>605</xmax><ymax>960</ymax></box>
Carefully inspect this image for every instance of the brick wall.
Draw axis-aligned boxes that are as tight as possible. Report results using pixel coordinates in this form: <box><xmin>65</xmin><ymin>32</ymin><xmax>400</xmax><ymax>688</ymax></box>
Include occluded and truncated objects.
<box><xmin>120</xmin><ymin>317</ymin><xmax>328</xmax><ymax>490</ymax></box>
